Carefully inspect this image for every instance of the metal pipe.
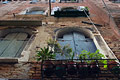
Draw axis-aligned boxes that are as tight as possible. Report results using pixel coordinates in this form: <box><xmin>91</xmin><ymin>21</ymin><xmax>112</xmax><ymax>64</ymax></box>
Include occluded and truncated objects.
<box><xmin>49</xmin><ymin>0</ymin><xmax>51</xmax><ymax>16</ymax></box>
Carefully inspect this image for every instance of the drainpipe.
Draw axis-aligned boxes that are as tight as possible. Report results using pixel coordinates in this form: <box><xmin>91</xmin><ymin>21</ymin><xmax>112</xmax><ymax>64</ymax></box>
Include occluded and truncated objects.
<box><xmin>49</xmin><ymin>0</ymin><xmax>51</xmax><ymax>16</ymax></box>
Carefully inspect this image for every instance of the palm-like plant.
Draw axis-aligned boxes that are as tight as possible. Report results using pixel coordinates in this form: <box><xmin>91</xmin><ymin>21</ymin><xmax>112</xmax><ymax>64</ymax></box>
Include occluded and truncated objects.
<box><xmin>36</xmin><ymin>47</ymin><xmax>56</xmax><ymax>61</ymax></box>
<box><xmin>36</xmin><ymin>47</ymin><xmax>56</xmax><ymax>76</ymax></box>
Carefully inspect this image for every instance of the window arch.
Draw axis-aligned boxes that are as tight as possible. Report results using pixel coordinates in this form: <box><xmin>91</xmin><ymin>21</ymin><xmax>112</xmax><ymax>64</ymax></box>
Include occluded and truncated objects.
<box><xmin>0</xmin><ymin>27</ymin><xmax>36</xmax><ymax>58</ymax></box>
<box><xmin>55</xmin><ymin>27</ymin><xmax>97</xmax><ymax>59</ymax></box>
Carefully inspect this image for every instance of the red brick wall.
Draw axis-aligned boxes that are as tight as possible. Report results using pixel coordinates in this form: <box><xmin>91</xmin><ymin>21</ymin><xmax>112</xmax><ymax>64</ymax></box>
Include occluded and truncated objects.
<box><xmin>85</xmin><ymin>0</ymin><xmax>120</xmax><ymax>38</ymax></box>
<box><xmin>28</xmin><ymin>62</ymin><xmax>41</xmax><ymax>79</ymax></box>
<box><xmin>0</xmin><ymin>62</ymin><xmax>41</xmax><ymax>79</ymax></box>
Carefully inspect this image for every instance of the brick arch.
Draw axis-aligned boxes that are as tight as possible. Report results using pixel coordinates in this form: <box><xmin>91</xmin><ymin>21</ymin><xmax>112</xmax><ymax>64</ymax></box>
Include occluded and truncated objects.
<box><xmin>55</xmin><ymin>27</ymin><xmax>93</xmax><ymax>40</ymax></box>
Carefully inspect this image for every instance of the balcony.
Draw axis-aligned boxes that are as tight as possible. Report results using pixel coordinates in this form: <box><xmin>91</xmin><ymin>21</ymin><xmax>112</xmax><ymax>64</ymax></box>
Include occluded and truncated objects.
<box><xmin>41</xmin><ymin>59</ymin><xmax>120</xmax><ymax>80</ymax></box>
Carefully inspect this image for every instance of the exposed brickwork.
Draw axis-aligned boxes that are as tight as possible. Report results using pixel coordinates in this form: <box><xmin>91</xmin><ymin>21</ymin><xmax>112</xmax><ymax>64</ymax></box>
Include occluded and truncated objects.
<box><xmin>0</xmin><ymin>62</ymin><xmax>31</xmax><ymax>79</ymax></box>
<box><xmin>0</xmin><ymin>62</ymin><xmax>41</xmax><ymax>79</ymax></box>
<box><xmin>28</xmin><ymin>62</ymin><xmax>41</xmax><ymax>79</ymax></box>
<box><xmin>84</xmin><ymin>0</ymin><xmax>120</xmax><ymax>38</ymax></box>
<box><xmin>85</xmin><ymin>0</ymin><xmax>120</xmax><ymax>59</ymax></box>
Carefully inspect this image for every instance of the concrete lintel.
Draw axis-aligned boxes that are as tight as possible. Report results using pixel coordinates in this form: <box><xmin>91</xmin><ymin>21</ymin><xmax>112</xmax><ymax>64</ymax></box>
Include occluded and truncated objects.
<box><xmin>0</xmin><ymin>20</ymin><xmax>42</xmax><ymax>26</ymax></box>
<box><xmin>0</xmin><ymin>58</ymin><xmax>18</xmax><ymax>63</ymax></box>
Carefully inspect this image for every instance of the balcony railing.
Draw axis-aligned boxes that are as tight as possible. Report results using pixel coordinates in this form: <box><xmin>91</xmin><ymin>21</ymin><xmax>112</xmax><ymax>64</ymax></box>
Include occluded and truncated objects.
<box><xmin>41</xmin><ymin>59</ymin><xmax>120</xmax><ymax>80</ymax></box>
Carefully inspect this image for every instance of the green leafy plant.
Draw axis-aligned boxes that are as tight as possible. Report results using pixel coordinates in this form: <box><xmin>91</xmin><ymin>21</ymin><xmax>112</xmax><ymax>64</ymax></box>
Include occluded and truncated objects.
<box><xmin>79</xmin><ymin>49</ymin><xmax>107</xmax><ymax>68</ymax></box>
<box><xmin>36</xmin><ymin>47</ymin><xmax>56</xmax><ymax>61</ymax></box>
<box><xmin>61</xmin><ymin>44</ymin><xmax>74</xmax><ymax>59</ymax></box>
<box><xmin>85</xmin><ymin>7</ymin><xmax>89</xmax><ymax>11</ymax></box>
<box><xmin>79</xmin><ymin>50</ymin><xmax>89</xmax><ymax>59</ymax></box>
<box><xmin>47</xmin><ymin>39</ymin><xmax>61</xmax><ymax>53</ymax></box>
<box><xmin>36</xmin><ymin>47</ymin><xmax>56</xmax><ymax>77</ymax></box>
<box><xmin>47</xmin><ymin>39</ymin><xmax>74</xmax><ymax>59</ymax></box>
<box><xmin>69</xmin><ymin>52</ymin><xmax>75</xmax><ymax>60</ymax></box>
<box><xmin>47</xmin><ymin>38</ymin><xmax>54</xmax><ymax>46</ymax></box>
<box><xmin>55</xmin><ymin>43</ymin><xmax>74</xmax><ymax>59</ymax></box>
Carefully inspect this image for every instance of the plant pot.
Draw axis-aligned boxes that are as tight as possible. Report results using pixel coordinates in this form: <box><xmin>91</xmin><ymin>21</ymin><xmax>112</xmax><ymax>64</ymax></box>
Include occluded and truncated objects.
<box><xmin>55</xmin><ymin>61</ymin><xmax>66</xmax><ymax>77</ymax></box>
<box><xmin>67</xmin><ymin>61</ymin><xmax>77</xmax><ymax>75</ymax></box>
<box><xmin>77</xmin><ymin>62</ymin><xmax>89</xmax><ymax>78</ymax></box>
<box><xmin>89</xmin><ymin>62</ymin><xmax>100</xmax><ymax>74</ymax></box>
<box><xmin>43</xmin><ymin>61</ymin><xmax>54</xmax><ymax>76</ymax></box>
<box><xmin>55</xmin><ymin>64</ymin><xmax>66</xmax><ymax>77</ymax></box>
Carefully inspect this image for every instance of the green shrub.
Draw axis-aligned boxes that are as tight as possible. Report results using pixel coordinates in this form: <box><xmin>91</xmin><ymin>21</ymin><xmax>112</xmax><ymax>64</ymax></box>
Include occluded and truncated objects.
<box><xmin>36</xmin><ymin>47</ymin><xmax>56</xmax><ymax>61</ymax></box>
<box><xmin>79</xmin><ymin>49</ymin><xmax>107</xmax><ymax>68</ymax></box>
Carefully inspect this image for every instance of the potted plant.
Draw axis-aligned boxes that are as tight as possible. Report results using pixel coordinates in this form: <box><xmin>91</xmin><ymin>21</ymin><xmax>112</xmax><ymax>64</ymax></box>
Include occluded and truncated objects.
<box><xmin>55</xmin><ymin>44</ymin><xmax>74</xmax><ymax>77</ymax></box>
<box><xmin>78</xmin><ymin>51</ymin><xmax>90</xmax><ymax>78</ymax></box>
<box><xmin>67</xmin><ymin>52</ymin><xmax>77</xmax><ymax>75</ymax></box>
<box><xmin>47</xmin><ymin>42</ymin><xmax>72</xmax><ymax>77</ymax></box>
<box><xmin>55</xmin><ymin>60</ymin><xmax>67</xmax><ymax>78</ymax></box>
<box><xmin>85</xmin><ymin>7</ymin><xmax>89</xmax><ymax>11</ymax></box>
<box><xmin>54</xmin><ymin>43</ymin><xmax>77</xmax><ymax>76</ymax></box>
<box><xmin>36</xmin><ymin>47</ymin><xmax>56</xmax><ymax>76</ymax></box>
<box><xmin>87</xmin><ymin>50</ymin><xmax>107</xmax><ymax>76</ymax></box>
<box><xmin>78</xmin><ymin>50</ymin><xmax>106</xmax><ymax>77</ymax></box>
<box><xmin>87</xmin><ymin>50</ymin><xmax>102</xmax><ymax>75</ymax></box>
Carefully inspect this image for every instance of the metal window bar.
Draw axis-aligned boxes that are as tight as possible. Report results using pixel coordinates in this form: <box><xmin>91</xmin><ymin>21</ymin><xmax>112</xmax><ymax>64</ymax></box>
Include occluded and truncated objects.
<box><xmin>41</xmin><ymin>59</ymin><xmax>120</xmax><ymax>80</ymax></box>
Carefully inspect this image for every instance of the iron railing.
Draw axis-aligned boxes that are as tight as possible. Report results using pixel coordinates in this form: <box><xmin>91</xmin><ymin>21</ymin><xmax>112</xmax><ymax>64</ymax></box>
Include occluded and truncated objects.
<box><xmin>41</xmin><ymin>59</ymin><xmax>120</xmax><ymax>80</ymax></box>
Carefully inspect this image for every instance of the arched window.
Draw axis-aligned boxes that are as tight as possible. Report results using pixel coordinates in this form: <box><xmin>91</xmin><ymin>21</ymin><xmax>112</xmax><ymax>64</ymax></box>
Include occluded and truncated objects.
<box><xmin>55</xmin><ymin>28</ymin><xmax>97</xmax><ymax>59</ymax></box>
<box><xmin>0</xmin><ymin>28</ymin><xmax>35</xmax><ymax>58</ymax></box>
